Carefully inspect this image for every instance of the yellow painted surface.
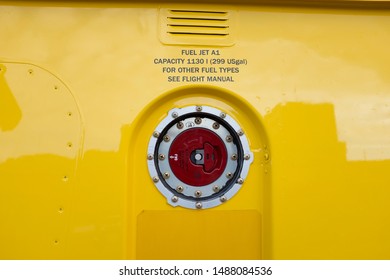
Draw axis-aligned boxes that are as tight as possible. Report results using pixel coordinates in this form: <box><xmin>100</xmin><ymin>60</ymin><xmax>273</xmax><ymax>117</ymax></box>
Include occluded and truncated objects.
<box><xmin>0</xmin><ymin>1</ymin><xmax>390</xmax><ymax>259</ymax></box>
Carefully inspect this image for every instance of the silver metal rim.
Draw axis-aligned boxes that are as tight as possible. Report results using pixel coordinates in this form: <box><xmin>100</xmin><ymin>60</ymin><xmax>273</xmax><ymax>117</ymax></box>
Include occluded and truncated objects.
<box><xmin>147</xmin><ymin>105</ymin><xmax>253</xmax><ymax>210</ymax></box>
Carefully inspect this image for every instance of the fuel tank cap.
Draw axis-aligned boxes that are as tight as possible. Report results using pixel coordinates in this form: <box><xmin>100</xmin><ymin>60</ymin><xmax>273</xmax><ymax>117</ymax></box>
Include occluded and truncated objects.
<box><xmin>147</xmin><ymin>105</ymin><xmax>253</xmax><ymax>209</ymax></box>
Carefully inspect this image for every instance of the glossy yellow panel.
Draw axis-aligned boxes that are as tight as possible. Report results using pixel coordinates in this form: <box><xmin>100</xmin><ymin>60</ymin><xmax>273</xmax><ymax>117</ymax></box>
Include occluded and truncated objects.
<box><xmin>0</xmin><ymin>1</ymin><xmax>390</xmax><ymax>260</ymax></box>
<box><xmin>137</xmin><ymin>210</ymin><xmax>262</xmax><ymax>260</ymax></box>
<box><xmin>0</xmin><ymin>63</ymin><xmax>82</xmax><ymax>259</ymax></box>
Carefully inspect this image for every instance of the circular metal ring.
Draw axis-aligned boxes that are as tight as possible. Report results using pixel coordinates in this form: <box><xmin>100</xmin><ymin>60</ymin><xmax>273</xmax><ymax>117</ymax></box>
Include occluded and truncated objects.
<box><xmin>147</xmin><ymin>105</ymin><xmax>253</xmax><ymax>209</ymax></box>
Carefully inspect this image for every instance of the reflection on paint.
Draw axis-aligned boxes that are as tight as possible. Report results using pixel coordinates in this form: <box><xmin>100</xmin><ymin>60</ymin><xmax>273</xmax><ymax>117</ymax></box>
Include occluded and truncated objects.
<box><xmin>265</xmin><ymin>102</ymin><xmax>390</xmax><ymax>259</ymax></box>
<box><xmin>0</xmin><ymin>65</ymin><xmax>22</xmax><ymax>131</ymax></box>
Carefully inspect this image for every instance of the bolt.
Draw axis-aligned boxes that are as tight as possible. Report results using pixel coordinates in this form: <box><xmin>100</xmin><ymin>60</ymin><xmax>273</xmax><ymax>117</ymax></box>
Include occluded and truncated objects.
<box><xmin>147</xmin><ymin>154</ymin><xmax>154</xmax><ymax>160</ymax></box>
<box><xmin>171</xmin><ymin>111</ymin><xmax>179</xmax><ymax>118</ymax></box>
<box><xmin>220</xmin><ymin>112</ymin><xmax>226</xmax><ymax>118</ymax></box>
<box><xmin>231</xmin><ymin>153</ymin><xmax>238</xmax><ymax>160</ymax></box>
<box><xmin>195</xmin><ymin>202</ymin><xmax>202</xmax><ymax>209</ymax></box>
<box><xmin>212</xmin><ymin>122</ymin><xmax>220</xmax><ymax>129</ymax></box>
<box><xmin>194</xmin><ymin>117</ymin><xmax>202</xmax><ymax>125</ymax></box>
<box><xmin>163</xmin><ymin>172</ymin><xmax>170</xmax><ymax>179</ymax></box>
<box><xmin>153</xmin><ymin>176</ymin><xmax>159</xmax><ymax>183</ymax></box>
<box><xmin>226</xmin><ymin>135</ymin><xmax>233</xmax><ymax>142</ymax></box>
<box><xmin>237</xmin><ymin>178</ymin><xmax>244</xmax><ymax>184</ymax></box>
<box><xmin>163</xmin><ymin>135</ymin><xmax>170</xmax><ymax>142</ymax></box>
<box><xmin>213</xmin><ymin>186</ymin><xmax>220</xmax><ymax>193</ymax></box>
<box><xmin>196</xmin><ymin>105</ymin><xmax>202</xmax><ymax>112</ymax></box>
<box><xmin>153</xmin><ymin>131</ymin><xmax>160</xmax><ymax>138</ymax></box>
<box><xmin>226</xmin><ymin>172</ymin><xmax>233</xmax><ymax>179</ymax></box>
<box><xmin>220</xmin><ymin>196</ymin><xmax>227</xmax><ymax>203</ymax></box>
<box><xmin>176</xmin><ymin>186</ymin><xmax>184</xmax><ymax>193</ymax></box>
<box><xmin>171</xmin><ymin>196</ymin><xmax>179</xmax><ymax>203</ymax></box>
<box><xmin>244</xmin><ymin>154</ymin><xmax>251</xmax><ymax>160</ymax></box>
<box><xmin>195</xmin><ymin>190</ymin><xmax>202</xmax><ymax>197</ymax></box>
<box><xmin>177</xmin><ymin>122</ymin><xmax>184</xmax><ymax>129</ymax></box>
<box><xmin>238</xmin><ymin>129</ymin><xmax>244</xmax><ymax>136</ymax></box>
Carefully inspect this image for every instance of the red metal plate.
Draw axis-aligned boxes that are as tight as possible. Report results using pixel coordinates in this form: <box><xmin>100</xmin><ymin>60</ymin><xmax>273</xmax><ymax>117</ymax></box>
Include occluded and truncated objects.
<box><xmin>168</xmin><ymin>128</ymin><xmax>227</xmax><ymax>186</ymax></box>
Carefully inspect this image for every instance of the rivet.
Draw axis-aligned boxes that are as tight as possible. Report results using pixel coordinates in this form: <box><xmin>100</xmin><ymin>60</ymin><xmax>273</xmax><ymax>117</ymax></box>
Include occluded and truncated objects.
<box><xmin>177</xmin><ymin>122</ymin><xmax>184</xmax><ymax>129</ymax></box>
<box><xmin>213</xmin><ymin>185</ymin><xmax>220</xmax><ymax>192</ymax></box>
<box><xmin>163</xmin><ymin>172</ymin><xmax>170</xmax><ymax>179</ymax></box>
<box><xmin>195</xmin><ymin>202</ymin><xmax>202</xmax><ymax>209</ymax></box>
<box><xmin>147</xmin><ymin>154</ymin><xmax>154</xmax><ymax>160</ymax></box>
<box><xmin>153</xmin><ymin>131</ymin><xmax>160</xmax><ymax>138</ymax></box>
<box><xmin>238</xmin><ymin>130</ymin><xmax>244</xmax><ymax>136</ymax></box>
<box><xmin>194</xmin><ymin>190</ymin><xmax>202</xmax><ymax>197</ymax></box>
<box><xmin>212</xmin><ymin>122</ymin><xmax>220</xmax><ymax>129</ymax></box>
<box><xmin>153</xmin><ymin>176</ymin><xmax>159</xmax><ymax>183</ymax></box>
<box><xmin>171</xmin><ymin>111</ymin><xmax>179</xmax><ymax>118</ymax></box>
<box><xmin>244</xmin><ymin>154</ymin><xmax>251</xmax><ymax>160</ymax></box>
<box><xmin>220</xmin><ymin>196</ymin><xmax>227</xmax><ymax>203</ymax></box>
<box><xmin>226</xmin><ymin>172</ymin><xmax>233</xmax><ymax>179</ymax></box>
<box><xmin>226</xmin><ymin>135</ymin><xmax>233</xmax><ymax>142</ymax></box>
<box><xmin>220</xmin><ymin>112</ymin><xmax>226</xmax><ymax>118</ymax></box>
<box><xmin>176</xmin><ymin>186</ymin><xmax>184</xmax><ymax>193</ymax></box>
<box><xmin>158</xmin><ymin>154</ymin><xmax>165</xmax><ymax>160</ymax></box>
<box><xmin>196</xmin><ymin>106</ymin><xmax>202</xmax><ymax>112</ymax></box>
<box><xmin>231</xmin><ymin>153</ymin><xmax>238</xmax><ymax>160</ymax></box>
<box><xmin>237</xmin><ymin>178</ymin><xmax>244</xmax><ymax>184</ymax></box>
<box><xmin>194</xmin><ymin>117</ymin><xmax>202</xmax><ymax>125</ymax></box>
<box><xmin>171</xmin><ymin>196</ymin><xmax>179</xmax><ymax>203</ymax></box>
<box><xmin>163</xmin><ymin>135</ymin><xmax>170</xmax><ymax>142</ymax></box>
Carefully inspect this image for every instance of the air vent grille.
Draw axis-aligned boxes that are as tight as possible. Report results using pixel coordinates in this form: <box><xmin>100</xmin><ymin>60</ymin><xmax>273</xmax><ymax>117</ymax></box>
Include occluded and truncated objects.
<box><xmin>159</xmin><ymin>9</ymin><xmax>236</xmax><ymax>46</ymax></box>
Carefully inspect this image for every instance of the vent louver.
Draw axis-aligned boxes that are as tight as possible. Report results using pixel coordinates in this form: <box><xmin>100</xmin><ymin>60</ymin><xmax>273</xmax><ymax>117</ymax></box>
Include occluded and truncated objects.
<box><xmin>159</xmin><ymin>9</ymin><xmax>236</xmax><ymax>46</ymax></box>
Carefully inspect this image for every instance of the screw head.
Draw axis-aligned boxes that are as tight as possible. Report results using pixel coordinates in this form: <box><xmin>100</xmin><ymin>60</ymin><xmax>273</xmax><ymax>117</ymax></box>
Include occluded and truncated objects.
<box><xmin>158</xmin><ymin>154</ymin><xmax>165</xmax><ymax>160</ymax></box>
<box><xmin>226</xmin><ymin>172</ymin><xmax>233</xmax><ymax>179</ymax></box>
<box><xmin>171</xmin><ymin>196</ymin><xmax>179</xmax><ymax>203</ymax></box>
<box><xmin>231</xmin><ymin>153</ymin><xmax>238</xmax><ymax>160</ymax></box>
<box><xmin>163</xmin><ymin>135</ymin><xmax>170</xmax><ymax>142</ymax></box>
<box><xmin>196</xmin><ymin>106</ymin><xmax>202</xmax><ymax>112</ymax></box>
<box><xmin>226</xmin><ymin>135</ymin><xmax>233</xmax><ymax>142</ymax></box>
<box><xmin>153</xmin><ymin>176</ymin><xmax>159</xmax><ymax>183</ymax></box>
<box><xmin>194</xmin><ymin>117</ymin><xmax>202</xmax><ymax>125</ymax></box>
<box><xmin>163</xmin><ymin>172</ymin><xmax>170</xmax><ymax>179</ymax></box>
<box><xmin>195</xmin><ymin>202</ymin><xmax>202</xmax><ymax>209</ymax></box>
<box><xmin>244</xmin><ymin>154</ymin><xmax>251</xmax><ymax>160</ymax></box>
<box><xmin>194</xmin><ymin>190</ymin><xmax>202</xmax><ymax>197</ymax></box>
<box><xmin>237</xmin><ymin>178</ymin><xmax>244</xmax><ymax>184</ymax></box>
<box><xmin>220</xmin><ymin>196</ymin><xmax>227</xmax><ymax>203</ymax></box>
<box><xmin>153</xmin><ymin>131</ymin><xmax>160</xmax><ymax>138</ymax></box>
<box><xmin>238</xmin><ymin>130</ymin><xmax>244</xmax><ymax>136</ymax></box>
<box><xmin>147</xmin><ymin>154</ymin><xmax>154</xmax><ymax>160</ymax></box>
<box><xmin>171</xmin><ymin>111</ymin><xmax>179</xmax><ymax>118</ymax></box>
<box><xmin>176</xmin><ymin>186</ymin><xmax>184</xmax><ymax>193</ymax></box>
<box><xmin>213</xmin><ymin>185</ymin><xmax>220</xmax><ymax>192</ymax></box>
<box><xmin>176</xmin><ymin>122</ymin><xmax>184</xmax><ymax>129</ymax></box>
<box><xmin>220</xmin><ymin>112</ymin><xmax>226</xmax><ymax>118</ymax></box>
<box><xmin>212</xmin><ymin>122</ymin><xmax>220</xmax><ymax>129</ymax></box>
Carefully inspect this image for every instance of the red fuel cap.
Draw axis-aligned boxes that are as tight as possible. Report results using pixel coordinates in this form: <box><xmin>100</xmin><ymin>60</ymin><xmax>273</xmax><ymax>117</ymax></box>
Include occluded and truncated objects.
<box><xmin>168</xmin><ymin>128</ymin><xmax>227</xmax><ymax>186</ymax></box>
